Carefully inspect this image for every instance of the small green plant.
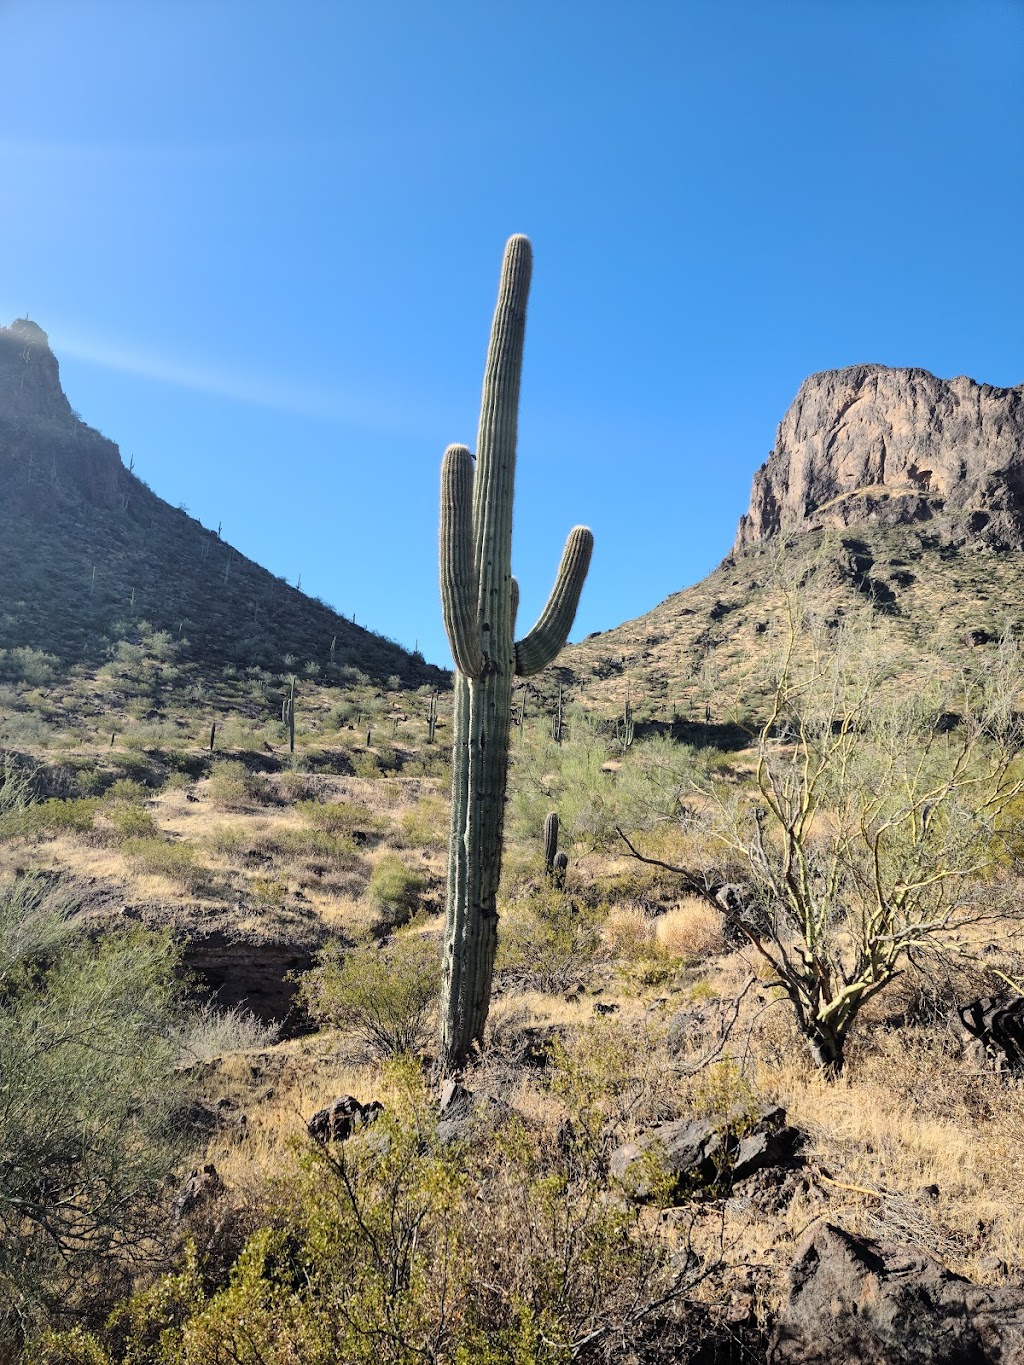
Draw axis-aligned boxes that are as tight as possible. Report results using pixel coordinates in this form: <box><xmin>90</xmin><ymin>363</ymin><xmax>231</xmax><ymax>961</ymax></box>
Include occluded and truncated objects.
<box><xmin>0</xmin><ymin>798</ymin><xmax>99</xmax><ymax>842</ymax></box>
<box><xmin>399</xmin><ymin>795</ymin><xmax>449</xmax><ymax>850</ymax></box>
<box><xmin>206</xmin><ymin>760</ymin><xmax>271</xmax><ymax>810</ymax></box>
<box><xmin>367</xmin><ymin>855</ymin><xmax>425</xmax><ymax>930</ymax></box>
<box><xmin>122</xmin><ymin>838</ymin><xmax>210</xmax><ymax>893</ymax></box>
<box><xmin>105</xmin><ymin>804</ymin><xmax>159</xmax><ymax>840</ymax></box>
<box><xmin>302</xmin><ymin>936</ymin><xmax>440</xmax><ymax>1057</ymax></box>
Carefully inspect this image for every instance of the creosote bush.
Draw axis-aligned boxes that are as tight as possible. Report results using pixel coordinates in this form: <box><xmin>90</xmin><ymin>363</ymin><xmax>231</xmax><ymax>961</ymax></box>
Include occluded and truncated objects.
<box><xmin>301</xmin><ymin>937</ymin><xmax>440</xmax><ymax>1058</ymax></box>
<box><xmin>0</xmin><ymin>873</ymin><xmax>193</xmax><ymax>1352</ymax></box>
<box><xmin>367</xmin><ymin>855</ymin><xmax>425</xmax><ymax>931</ymax></box>
<box><xmin>35</xmin><ymin>1054</ymin><xmax>711</xmax><ymax>1364</ymax></box>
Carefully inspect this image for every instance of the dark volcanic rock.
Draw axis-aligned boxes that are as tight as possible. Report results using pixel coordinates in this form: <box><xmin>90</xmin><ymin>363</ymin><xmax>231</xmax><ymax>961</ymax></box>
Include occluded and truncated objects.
<box><xmin>307</xmin><ymin>1095</ymin><xmax>383</xmax><ymax>1143</ymax></box>
<box><xmin>735</xmin><ymin>365</ymin><xmax>1024</xmax><ymax>554</ymax></box>
<box><xmin>180</xmin><ymin>928</ymin><xmax>326</xmax><ymax>1030</ymax></box>
<box><xmin>172</xmin><ymin>1163</ymin><xmax>224</xmax><ymax>1221</ymax></box>
<box><xmin>771</xmin><ymin>1223</ymin><xmax>1024</xmax><ymax>1364</ymax></box>
<box><xmin>610</xmin><ymin>1104</ymin><xmax>801</xmax><ymax>1202</ymax></box>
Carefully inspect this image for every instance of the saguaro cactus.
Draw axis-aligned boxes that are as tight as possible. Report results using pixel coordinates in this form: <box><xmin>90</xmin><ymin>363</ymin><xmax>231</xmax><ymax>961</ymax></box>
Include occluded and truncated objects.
<box><xmin>543</xmin><ymin>811</ymin><xmax>560</xmax><ymax>879</ymax></box>
<box><xmin>439</xmin><ymin>235</ymin><xmax>593</xmax><ymax>1070</ymax></box>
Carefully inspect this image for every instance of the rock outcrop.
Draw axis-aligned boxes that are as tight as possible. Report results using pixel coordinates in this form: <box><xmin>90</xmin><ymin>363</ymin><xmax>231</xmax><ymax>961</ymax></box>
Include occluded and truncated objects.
<box><xmin>771</xmin><ymin>1223</ymin><xmax>1024</xmax><ymax>1364</ymax></box>
<box><xmin>734</xmin><ymin>365</ymin><xmax>1024</xmax><ymax>554</ymax></box>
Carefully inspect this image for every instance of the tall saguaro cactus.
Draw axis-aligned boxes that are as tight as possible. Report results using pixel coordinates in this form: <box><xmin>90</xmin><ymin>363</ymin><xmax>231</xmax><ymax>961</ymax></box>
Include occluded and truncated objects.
<box><xmin>438</xmin><ymin>235</ymin><xmax>593</xmax><ymax>1070</ymax></box>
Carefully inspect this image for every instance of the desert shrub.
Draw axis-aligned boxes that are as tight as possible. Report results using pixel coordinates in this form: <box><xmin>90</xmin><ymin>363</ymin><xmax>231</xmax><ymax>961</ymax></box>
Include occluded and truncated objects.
<box><xmin>113</xmin><ymin>751</ymin><xmax>162</xmax><ymax>785</ymax></box>
<box><xmin>174</xmin><ymin>1001</ymin><xmax>281</xmax><ymax>1062</ymax></box>
<box><xmin>105</xmin><ymin>803</ymin><xmax>159</xmax><ymax>840</ymax></box>
<box><xmin>206</xmin><ymin>760</ymin><xmax>272</xmax><ymax>810</ymax></box>
<box><xmin>297</xmin><ymin>799</ymin><xmax>383</xmax><ymax>837</ymax></box>
<box><xmin>0</xmin><ymin>646</ymin><xmax>60</xmax><ymax>686</ymax></box>
<box><xmin>367</xmin><ymin>855</ymin><xmax>425</xmax><ymax>930</ymax></box>
<box><xmin>277</xmin><ymin>769</ymin><xmax>325</xmax><ymax>802</ymax></box>
<box><xmin>496</xmin><ymin>887</ymin><xmax>602</xmax><ymax>993</ymax></box>
<box><xmin>352</xmin><ymin>751</ymin><xmax>382</xmax><ymax>778</ymax></box>
<box><xmin>0</xmin><ymin>797</ymin><xmax>99</xmax><ymax>841</ymax></box>
<box><xmin>0</xmin><ymin>713</ymin><xmax>53</xmax><ymax>747</ymax></box>
<box><xmin>266</xmin><ymin>825</ymin><xmax>360</xmax><ymax>866</ymax></box>
<box><xmin>202</xmin><ymin>822</ymin><xmax>250</xmax><ymax>859</ymax></box>
<box><xmin>603</xmin><ymin>901</ymin><xmax>658</xmax><ymax>959</ymax></box>
<box><xmin>0</xmin><ymin>754</ymin><xmax>34</xmax><ymax>816</ymax></box>
<box><xmin>163</xmin><ymin>750</ymin><xmax>208</xmax><ymax>779</ymax></box>
<box><xmin>0</xmin><ymin>873</ymin><xmax>192</xmax><ymax>1351</ymax></box>
<box><xmin>105</xmin><ymin>777</ymin><xmax>149</xmax><ymax>804</ymax></box>
<box><xmin>122</xmin><ymin>838</ymin><xmax>210</xmax><ymax>893</ymax></box>
<box><xmin>39</xmin><ymin>1055</ymin><xmax>711</xmax><ymax>1364</ymax></box>
<box><xmin>654</xmin><ymin>897</ymin><xmax>727</xmax><ymax>961</ymax></box>
<box><xmin>302</xmin><ymin>937</ymin><xmax>440</xmax><ymax>1057</ymax></box>
<box><xmin>399</xmin><ymin>794</ymin><xmax>449</xmax><ymax>850</ymax></box>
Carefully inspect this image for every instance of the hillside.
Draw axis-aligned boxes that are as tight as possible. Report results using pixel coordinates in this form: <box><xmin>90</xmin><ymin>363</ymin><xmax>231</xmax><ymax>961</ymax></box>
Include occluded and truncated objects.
<box><xmin>0</xmin><ymin>318</ymin><xmax>443</xmax><ymax>687</ymax></box>
<box><xmin>561</xmin><ymin>365</ymin><xmax>1024</xmax><ymax>727</ymax></box>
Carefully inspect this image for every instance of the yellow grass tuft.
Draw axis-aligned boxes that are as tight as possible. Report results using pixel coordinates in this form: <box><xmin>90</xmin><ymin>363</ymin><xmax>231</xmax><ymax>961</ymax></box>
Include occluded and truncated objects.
<box><xmin>655</xmin><ymin>897</ymin><xmax>727</xmax><ymax>961</ymax></box>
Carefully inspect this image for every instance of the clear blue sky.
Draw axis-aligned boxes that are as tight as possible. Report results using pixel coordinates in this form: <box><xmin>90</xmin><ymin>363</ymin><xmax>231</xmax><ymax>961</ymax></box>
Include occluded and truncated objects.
<box><xmin>1</xmin><ymin>1</ymin><xmax>1021</xmax><ymax>667</ymax></box>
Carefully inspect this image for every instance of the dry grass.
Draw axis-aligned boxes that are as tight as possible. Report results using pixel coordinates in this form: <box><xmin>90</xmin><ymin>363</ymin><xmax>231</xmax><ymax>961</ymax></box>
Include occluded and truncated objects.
<box><xmin>655</xmin><ymin>897</ymin><xmax>728</xmax><ymax>961</ymax></box>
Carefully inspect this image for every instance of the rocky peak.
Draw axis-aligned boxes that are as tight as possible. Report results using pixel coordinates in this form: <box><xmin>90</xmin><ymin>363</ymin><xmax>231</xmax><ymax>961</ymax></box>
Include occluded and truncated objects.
<box><xmin>733</xmin><ymin>365</ymin><xmax>1024</xmax><ymax>554</ymax></box>
<box><xmin>0</xmin><ymin>317</ymin><xmax>76</xmax><ymax>424</ymax></box>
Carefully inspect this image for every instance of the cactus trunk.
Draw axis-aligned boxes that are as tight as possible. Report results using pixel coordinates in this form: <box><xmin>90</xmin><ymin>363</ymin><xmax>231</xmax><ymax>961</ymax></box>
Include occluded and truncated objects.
<box><xmin>438</xmin><ymin>237</ymin><xmax>593</xmax><ymax>1071</ymax></box>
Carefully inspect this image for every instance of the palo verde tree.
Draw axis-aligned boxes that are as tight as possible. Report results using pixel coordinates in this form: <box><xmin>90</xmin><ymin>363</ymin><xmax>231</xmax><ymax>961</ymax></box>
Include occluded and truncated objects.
<box><xmin>709</xmin><ymin>608</ymin><xmax>1024</xmax><ymax>1075</ymax></box>
<box><xmin>438</xmin><ymin>236</ymin><xmax>593</xmax><ymax>1070</ymax></box>
<box><xmin>610</xmin><ymin>594</ymin><xmax>1024</xmax><ymax>1076</ymax></box>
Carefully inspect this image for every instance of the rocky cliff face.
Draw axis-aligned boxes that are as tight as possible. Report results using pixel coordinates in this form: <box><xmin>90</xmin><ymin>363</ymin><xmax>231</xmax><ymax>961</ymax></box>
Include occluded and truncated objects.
<box><xmin>733</xmin><ymin>365</ymin><xmax>1024</xmax><ymax>554</ymax></box>
<box><xmin>0</xmin><ymin>318</ymin><xmax>124</xmax><ymax>507</ymax></box>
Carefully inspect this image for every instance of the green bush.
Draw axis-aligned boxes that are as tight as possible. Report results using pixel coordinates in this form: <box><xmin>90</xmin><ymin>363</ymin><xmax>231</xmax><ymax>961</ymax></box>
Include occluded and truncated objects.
<box><xmin>302</xmin><ymin>936</ymin><xmax>440</xmax><ymax>1057</ymax></box>
<box><xmin>206</xmin><ymin>760</ymin><xmax>272</xmax><ymax>810</ymax></box>
<box><xmin>122</xmin><ymin>838</ymin><xmax>211</xmax><ymax>893</ymax></box>
<box><xmin>367</xmin><ymin>855</ymin><xmax>425</xmax><ymax>930</ymax></box>
<box><xmin>496</xmin><ymin>887</ymin><xmax>602</xmax><ymax>994</ymax></box>
<box><xmin>399</xmin><ymin>794</ymin><xmax>449</xmax><ymax>850</ymax></box>
<box><xmin>35</xmin><ymin>1053</ymin><xmax>705</xmax><ymax>1363</ymax></box>
<box><xmin>105</xmin><ymin>804</ymin><xmax>159</xmax><ymax>840</ymax></box>
<box><xmin>297</xmin><ymin>799</ymin><xmax>382</xmax><ymax>837</ymax></box>
<box><xmin>0</xmin><ymin>646</ymin><xmax>60</xmax><ymax>685</ymax></box>
<box><xmin>0</xmin><ymin>797</ymin><xmax>99</xmax><ymax>842</ymax></box>
<box><xmin>0</xmin><ymin>873</ymin><xmax>192</xmax><ymax>1351</ymax></box>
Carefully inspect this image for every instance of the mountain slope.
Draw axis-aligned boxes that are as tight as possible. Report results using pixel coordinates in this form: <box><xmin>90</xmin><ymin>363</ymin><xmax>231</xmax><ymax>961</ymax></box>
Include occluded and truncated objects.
<box><xmin>561</xmin><ymin>365</ymin><xmax>1024</xmax><ymax>725</ymax></box>
<box><xmin>0</xmin><ymin>319</ymin><xmax>442</xmax><ymax>686</ymax></box>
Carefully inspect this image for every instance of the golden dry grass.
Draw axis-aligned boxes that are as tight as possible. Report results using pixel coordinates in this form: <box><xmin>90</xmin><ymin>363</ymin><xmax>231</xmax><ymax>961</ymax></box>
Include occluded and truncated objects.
<box><xmin>655</xmin><ymin>897</ymin><xmax>728</xmax><ymax>961</ymax></box>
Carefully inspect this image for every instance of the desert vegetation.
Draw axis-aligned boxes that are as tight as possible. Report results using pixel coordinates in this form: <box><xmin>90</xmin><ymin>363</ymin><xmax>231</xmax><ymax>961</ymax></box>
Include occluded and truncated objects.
<box><xmin>3</xmin><ymin>249</ymin><xmax>1024</xmax><ymax>1362</ymax></box>
<box><xmin>2</xmin><ymin>541</ymin><xmax>1024</xmax><ymax>1363</ymax></box>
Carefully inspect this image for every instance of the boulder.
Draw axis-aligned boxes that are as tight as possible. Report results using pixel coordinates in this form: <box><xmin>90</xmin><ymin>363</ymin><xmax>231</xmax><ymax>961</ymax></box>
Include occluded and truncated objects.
<box><xmin>771</xmin><ymin>1222</ymin><xmax>1024</xmax><ymax>1364</ymax></box>
<box><xmin>610</xmin><ymin>1104</ymin><xmax>801</xmax><ymax>1202</ymax></box>
<box><xmin>306</xmin><ymin>1094</ymin><xmax>383</xmax><ymax>1144</ymax></box>
<box><xmin>172</xmin><ymin>1163</ymin><xmax>224</xmax><ymax>1221</ymax></box>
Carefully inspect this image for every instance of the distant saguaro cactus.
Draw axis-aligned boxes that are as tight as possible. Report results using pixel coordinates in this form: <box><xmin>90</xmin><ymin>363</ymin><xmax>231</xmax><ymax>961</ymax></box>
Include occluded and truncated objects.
<box><xmin>543</xmin><ymin>811</ymin><xmax>560</xmax><ymax>878</ymax></box>
<box><xmin>439</xmin><ymin>236</ymin><xmax>593</xmax><ymax>1070</ymax></box>
<box><xmin>285</xmin><ymin>677</ymin><xmax>296</xmax><ymax>754</ymax></box>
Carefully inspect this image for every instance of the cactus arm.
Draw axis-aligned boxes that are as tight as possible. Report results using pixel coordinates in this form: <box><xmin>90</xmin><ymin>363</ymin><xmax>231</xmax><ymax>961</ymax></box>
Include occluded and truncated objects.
<box><xmin>510</xmin><ymin>576</ymin><xmax>520</xmax><ymax>630</ymax></box>
<box><xmin>514</xmin><ymin>526</ymin><xmax>594</xmax><ymax>677</ymax></box>
<box><xmin>440</xmin><ymin>444</ymin><xmax>485</xmax><ymax>678</ymax></box>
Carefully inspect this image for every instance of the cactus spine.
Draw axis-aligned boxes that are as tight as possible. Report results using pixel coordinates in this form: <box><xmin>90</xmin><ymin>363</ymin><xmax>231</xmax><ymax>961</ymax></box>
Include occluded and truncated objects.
<box><xmin>438</xmin><ymin>236</ymin><xmax>593</xmax><ymax>1070</ymax></box>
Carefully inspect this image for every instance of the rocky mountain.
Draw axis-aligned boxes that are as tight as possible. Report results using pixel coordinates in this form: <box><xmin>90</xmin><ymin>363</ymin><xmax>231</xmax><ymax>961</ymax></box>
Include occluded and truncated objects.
<box><xmin>560</xmin><ymin>364</ymin><xmax>1024</xmax><ymax>727</ymax></box>
<box><xmin>734</xmin><ymin>365</ymin><xmax>1024</xmax><ymax>553</ymax></box>
<box><xmin>0</xmin><ymin>319</ymin><xmax>442</xmax><ymax>685</ymax></box>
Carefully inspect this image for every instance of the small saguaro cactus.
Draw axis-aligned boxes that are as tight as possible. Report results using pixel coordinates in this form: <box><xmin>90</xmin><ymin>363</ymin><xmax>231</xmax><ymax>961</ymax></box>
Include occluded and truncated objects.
<box><xmin>544</xmin><ymin>812</ymin><xmax>569</xmax><ymax>891</ymax></box>
<box><xmin>285</xmin><ymin>677</ymin><xmax>296</xmax><ymax>754</ymax></box>
<box><xmin>543</xmin><ymin>811</ymin><xmax>560</xmax><ymax>879</ymax></box>
<box><xmin>439</xmin><ymin>235</ymin><xmax>593</xmax><ymax>1071</ymax></box>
